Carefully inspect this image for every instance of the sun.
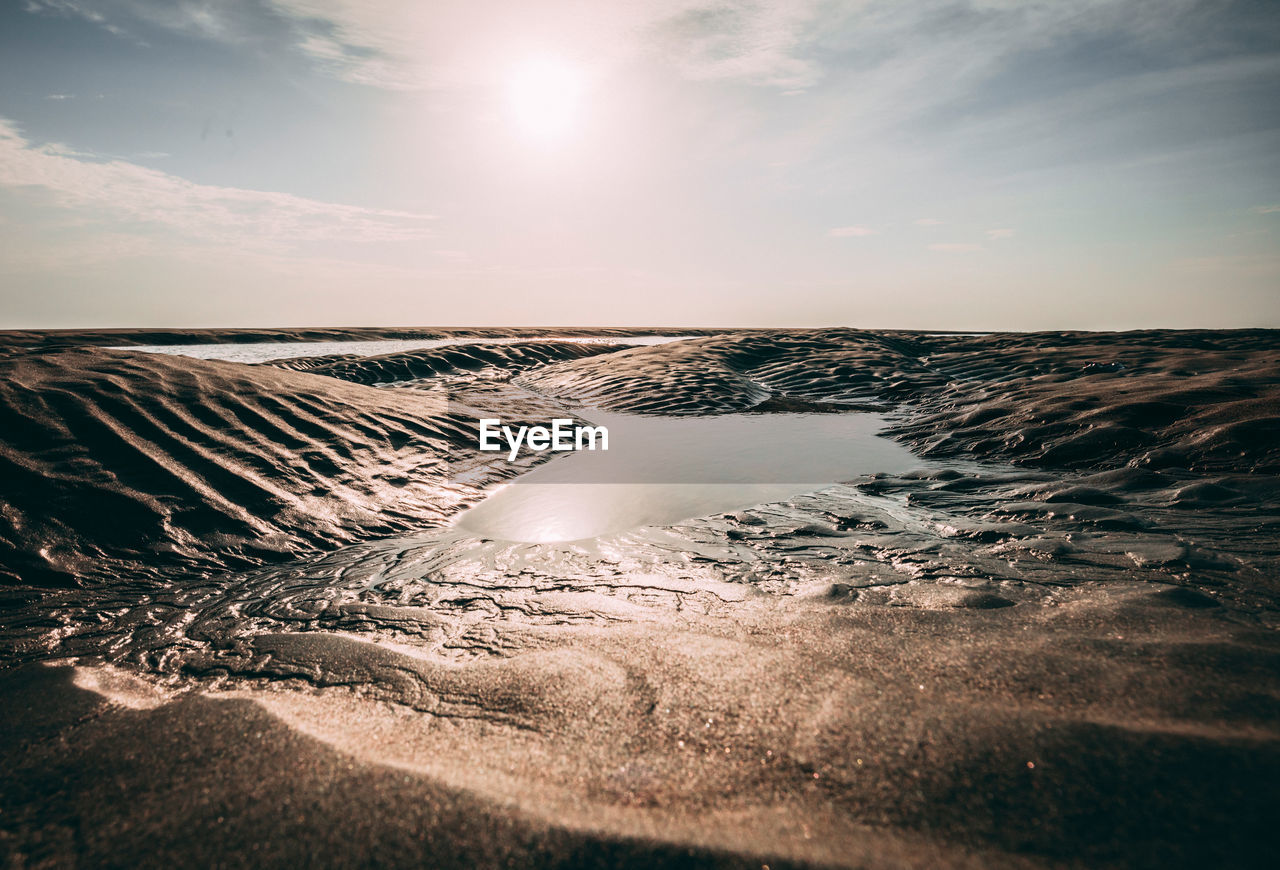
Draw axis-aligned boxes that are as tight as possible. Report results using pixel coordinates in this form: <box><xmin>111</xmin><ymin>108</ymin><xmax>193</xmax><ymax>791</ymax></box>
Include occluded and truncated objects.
<box><xmin>505</xmin><ymin>56</ymin><xmax>585</xmax><ymax>145</ymax></box>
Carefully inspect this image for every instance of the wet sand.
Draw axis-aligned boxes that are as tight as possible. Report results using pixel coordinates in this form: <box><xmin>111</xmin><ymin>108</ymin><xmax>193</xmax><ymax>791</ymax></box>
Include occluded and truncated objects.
<box><xmin>2</xmin><ymin>328</ymin><xmax>1278</xmax><ymax>868</ymax></box>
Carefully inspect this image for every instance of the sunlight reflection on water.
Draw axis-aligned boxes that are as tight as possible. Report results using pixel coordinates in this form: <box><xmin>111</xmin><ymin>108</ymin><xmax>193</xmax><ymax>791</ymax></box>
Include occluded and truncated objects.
<box><xmin>455</xmin><ymin>412</ymin><xmax>918</xmax><ymax>542</ymax></box>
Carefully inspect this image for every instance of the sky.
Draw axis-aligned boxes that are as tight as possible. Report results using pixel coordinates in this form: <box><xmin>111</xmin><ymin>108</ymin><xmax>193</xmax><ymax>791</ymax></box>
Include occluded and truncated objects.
<box><xmin>1</xmin><ymin>0</ymin><xmax>1278</xmax><ymax>330</ymax></box>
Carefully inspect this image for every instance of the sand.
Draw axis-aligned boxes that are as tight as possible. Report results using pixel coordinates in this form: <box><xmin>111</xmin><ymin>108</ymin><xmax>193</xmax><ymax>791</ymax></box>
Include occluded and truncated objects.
<box><xmin>0</xmin><ymin>326</ymin><xmax>716</xmax><ymax>356</ymax></box>
<box><xmin>1</xmin><ymin>328</ymin><xmax>1278</xmax><ymax>868</ymax></box>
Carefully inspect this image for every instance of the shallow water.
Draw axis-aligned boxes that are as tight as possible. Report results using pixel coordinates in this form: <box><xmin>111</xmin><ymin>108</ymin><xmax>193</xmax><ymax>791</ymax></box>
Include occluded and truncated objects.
<box><xmin>454</xmin><ymin>412</ymin><xmax>919</xmax><ymax>542</ymax></box>
<box><xmin>113</xmin><ymin>335</ymin><xmax>696</xmax><ymax>364</ymax></box>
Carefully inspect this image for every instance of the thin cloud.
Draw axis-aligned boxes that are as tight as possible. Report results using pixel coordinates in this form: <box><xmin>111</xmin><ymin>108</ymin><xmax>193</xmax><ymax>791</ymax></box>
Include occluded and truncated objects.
<box><xmin>0</xmin><ymin>119</ymin><xmax>435</xmax><ymax>247</ymax></box>
<box><xmin>23</xmin><ymin>0</ymin><xmax>259</xmax><ymax>43</ymax></box>
<box><xmin>828</xmin><ymin>226</ymin><xmax>874</xmax><ymax>237</ymax></box>
<box><xmin>986</xmin><ymin>228</ymin><xmax>1015</xmax><ymax>240</ymax></box>
<box><xmin>930</xmin><ymin>243</ymin><xmax>982</xmax><ymax>253</ymax></box>
<box><xmin>26</xmin><ymin>0</ymin><xmax>826</xmax><ymax>90</ymax></box>
<box><xmin>1253</xmin><ymin>205</ymin><xmax>1280</xmax><ymax>214</ymax></box>
<box><xmin>648</xmin><ymin>1</ymin><xmax>822</xmax><ymax>88</ymax></box>
<box><xmin>759</xmin><ymin>0</ymin><xmax>1271</xmax><ymax>186</ymax></box>
<box><xmin>25</xmin><ymin>0</ymin><xmax>130</xmax><ymax>37</ymax></box>
<box><xmin>914</xmin><ymin>218</ymin><xmax>943</xmax><ymax>226</ymax></box>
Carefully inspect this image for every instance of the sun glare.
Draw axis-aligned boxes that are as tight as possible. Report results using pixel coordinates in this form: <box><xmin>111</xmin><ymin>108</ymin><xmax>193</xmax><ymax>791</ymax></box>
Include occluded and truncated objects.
<box><xmin>506</xmin><ymin>56</ymin><xmax>585</xmax><ymax>145</ymax></box>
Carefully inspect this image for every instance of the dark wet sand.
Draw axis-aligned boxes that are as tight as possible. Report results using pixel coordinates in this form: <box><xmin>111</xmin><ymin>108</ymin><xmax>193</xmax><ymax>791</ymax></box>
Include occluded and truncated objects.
<box><xmin>0</xmin><ymin>326</ymin><xmax>721</xmax><ymax>355</ymax></box>
<box><xmin>2</xmin><ymin>328</ymin><xmax>1278</xmax><ymax>868</ymax></box>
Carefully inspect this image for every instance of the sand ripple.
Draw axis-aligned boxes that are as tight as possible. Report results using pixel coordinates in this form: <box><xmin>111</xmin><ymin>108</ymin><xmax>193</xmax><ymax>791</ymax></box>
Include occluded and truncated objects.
<box><xmin>0</xmin><ymin>348</ymin><xmax>556</xmax><ymax>587</ymax></box>
<box><xmin>2</xmin><ymin>328</ymin><xmax>1279</xmax><ymax>868</ymax></box>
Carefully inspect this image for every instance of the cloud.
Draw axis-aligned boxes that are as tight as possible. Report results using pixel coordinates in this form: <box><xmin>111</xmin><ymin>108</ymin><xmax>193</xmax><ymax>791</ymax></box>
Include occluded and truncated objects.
<box><xmin>914</xmin><ymin>218</ymin><xmax>943</xmax><ymax>226</ymax></box>
<box><xmin>1254</xmin><ymin>205</ymin><xmax>1280</xmax><ymax>214</ymax></box>
<box><xmin>46</xmin><ymin>94</ymin><xmax>74</xmax><ymax>100</ymax></box>
<box><xmin>23</xmin><ymin>0</ymin><xmax>265</xmax><ymax>43</ymax></box>
<box><xmin>26</xmin><ymin>0</ymin><xmax>825</xmax><ymax>90</ymax></box>
<box><xmin>0</xmin><ymin>119</ymin><xmax>434</xmax><ymax>248</ymax></box>
<box><xmin>754</xmin><ymin>0</ymin><xmax>1280</xmax><ymax>189</ymax></box>
<box><xmin>28</xmin><ymin>0</ymin><xmax>1276</xmax><ymax>113</ymax></box>
<box><xmin>645</xmin><ymin>1</ymin><xmax>822</xmax><ymax>87</ymax></box>
<box><xmin>929</xmin><ymin>243</ymin><xmax>982</xmax><ymax>253</ymax></box>
<box><xmin>266</xmin><ymin>0</ymin><xmax>1263</xmax><ymax>98</ymax></box>
<box><xmin>828</xmin><ymin>225</ymin><xmax>874</xmax><ymax>238</ymax></box>
<box><xmin>986</xmin><ymin>228</ymin><xmax>1015</xmax><ymax>240</ymax></box>
<box><xmin>282</xmin><ymin>0</ymin><xmax>826</xmax><ymax>89</ymax></box>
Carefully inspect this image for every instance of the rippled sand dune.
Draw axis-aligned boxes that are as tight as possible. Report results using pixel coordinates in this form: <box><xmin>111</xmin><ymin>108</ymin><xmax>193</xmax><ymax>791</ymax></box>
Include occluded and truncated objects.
<box><xmin>271</xmin><ymin>338</ymin><xmax>630</xmax><ymax>382</ymax></box>
<box><xmin>0</xmin><ymin>346</ymin><xmax>575</xmax><ymax>587</ymax></box>
<box><xmin>2</xmin><ymin>328</ymin><xmax>1278</xmax><ymax>868</ymax></box>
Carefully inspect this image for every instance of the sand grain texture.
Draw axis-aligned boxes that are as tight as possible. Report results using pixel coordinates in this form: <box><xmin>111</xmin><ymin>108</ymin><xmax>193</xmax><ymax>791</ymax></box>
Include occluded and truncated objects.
<box><xmin>2</xmin><ymin>328</ymin><xmax>1278</xmax><ymax>869</ymax></box>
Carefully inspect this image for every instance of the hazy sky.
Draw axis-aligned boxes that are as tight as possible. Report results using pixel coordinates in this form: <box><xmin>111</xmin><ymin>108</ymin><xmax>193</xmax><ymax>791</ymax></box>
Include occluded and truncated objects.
<box><xmin>2</xmin><ymin>0</ymin><xmax>1278</xmax><ymax>329</ymax></box>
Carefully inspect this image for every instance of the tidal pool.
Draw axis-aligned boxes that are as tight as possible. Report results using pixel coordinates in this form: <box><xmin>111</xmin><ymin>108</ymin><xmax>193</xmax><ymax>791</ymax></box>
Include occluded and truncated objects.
<box><xmin>455</xmin><ymin>412</ymin><xmax>919</xmax><ymax>543</ymax></box>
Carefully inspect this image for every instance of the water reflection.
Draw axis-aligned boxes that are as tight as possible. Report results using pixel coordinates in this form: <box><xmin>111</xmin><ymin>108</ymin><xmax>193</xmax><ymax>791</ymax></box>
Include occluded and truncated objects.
<box><xmin>455</xmin><ymin>412</ymin><xmax>917</xmax><ymax>542</ymax></box>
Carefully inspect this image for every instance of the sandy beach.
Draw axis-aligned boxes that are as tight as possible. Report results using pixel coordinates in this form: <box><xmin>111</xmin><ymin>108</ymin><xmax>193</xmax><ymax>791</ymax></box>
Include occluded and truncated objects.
<box><xmin>2</xmin><ymin>328</ymin><xmax>1277</xmax><ymax>868</ymax></box>
<box><xmin>6</xmin><ymin>0</ymin><xmax>1279</xmax><ymax>863</ymax></box>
